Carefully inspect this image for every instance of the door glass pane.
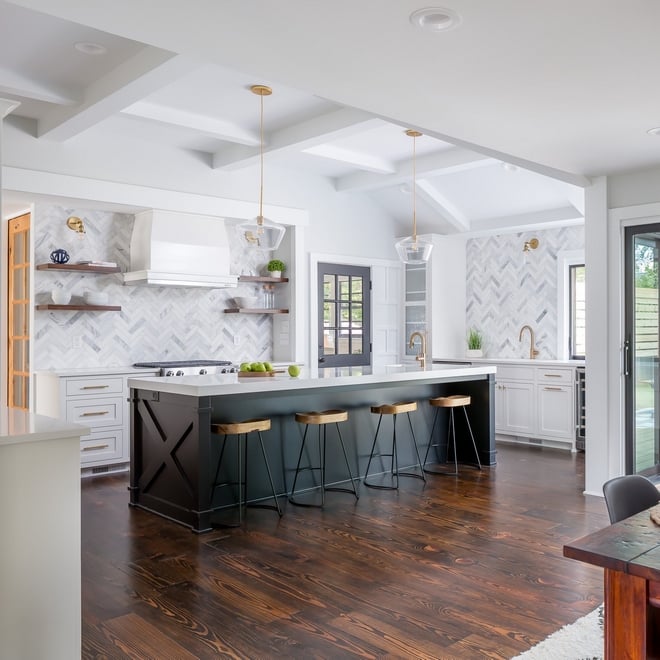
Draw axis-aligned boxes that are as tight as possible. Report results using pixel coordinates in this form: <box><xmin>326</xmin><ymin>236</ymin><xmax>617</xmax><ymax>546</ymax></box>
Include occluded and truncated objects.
<box><xmin>338</xmin><ymin>276</ymin><xmax>350</xmax><ymax>300</ymax></box>
<box><xmin>12</xmin><ymin>376</ymin><xmax>24</xmax><ymax>408</ymax></box>
<box><xmin>351</xmin><ymin>277</ymin><xmax>363</xmax><ymax>301</ymax></box>
<box><xmin>13</xmin><ymin>303</ymin><xmax>25</xmax><ymax>336</ymax></box>
<box><xmin>324</xmin><ymin>329</ymin><xmax>336</xmax><ymax>355</ymax></box>
<box><xmin>13</xmin><ymin>268</ymin><xmax>25</xmax><ymax>299</ymax></box>
<box><xmin>324</xmin><ymin>275</ymin><xmax>335</xmax><ymax>301</ymax></box>
<box><xmin>323</xmin><ymin>302</ymin><xmax>335</xmax><ymax>327</ymax></box>
<box><xmin>12</xmin><ymin>232</ymin><xmax>25</xmax><ymax>266</ymax></box>
<box><xmin>631</xmin><ymin>234</ymin><xmax>660</xmax><ymax>473</ymax></box>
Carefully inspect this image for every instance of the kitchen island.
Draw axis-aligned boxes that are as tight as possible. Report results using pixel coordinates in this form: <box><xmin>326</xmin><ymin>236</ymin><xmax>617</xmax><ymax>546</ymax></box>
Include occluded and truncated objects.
<box><xmin>128</xmin><ymin>364</ymin><xmax>496</xmax><ymax>532</ymax></box>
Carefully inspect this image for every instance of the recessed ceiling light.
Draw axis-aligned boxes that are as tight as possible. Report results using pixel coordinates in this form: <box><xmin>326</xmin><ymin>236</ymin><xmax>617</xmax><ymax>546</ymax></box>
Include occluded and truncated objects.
<box><xmin>647</xmin><ymin>127</ymin><xmax>660</xmax><ymax>136</ymax></box>
<box><xmin>502</xmin><ymin>162</ymin><xmax>519</xmax><ymax>173</ymax></box>
<box><xmin>74</xmin><ymin>41</ymin><xmax>107</xmax><ymax>56</ymax></box>
<box><xmin>409</xmin><ymin>7</ymin><xmax>462</xmax><ymax>33</ymax></box>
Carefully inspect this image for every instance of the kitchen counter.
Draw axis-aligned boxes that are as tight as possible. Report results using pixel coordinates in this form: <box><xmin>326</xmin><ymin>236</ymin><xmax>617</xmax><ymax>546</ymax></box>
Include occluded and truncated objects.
<box><xmin>434</xmin><ymin>357</ymin><xmax>585</xmax><ymax>367</ymax></box>
<box><xmin>35</xmin><ymin>365</ymin><xmax>162</xmax><ymax>377</ymax></box>
<box><xmin>0</xmin><ymin>407</ymin><xmax>88</xmax><ymax>660</ymax></box>
<box><xmin>128</xmin><ymin>364</ymin><xmax>496</xmax><ymax>532</ymax></box>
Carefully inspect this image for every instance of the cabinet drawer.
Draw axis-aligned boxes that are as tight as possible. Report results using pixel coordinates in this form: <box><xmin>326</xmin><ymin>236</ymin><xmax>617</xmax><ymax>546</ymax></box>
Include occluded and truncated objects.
<box><xmin>66</xmin><ymin>397</ymin><xmax>123</xmax><ymax>427</ymax></box>
<box><xmin>65</xmin><ymin>376</ymin><xmax>124</xmax><ymax>397</ymax></box>
<box><xmin>536</xmin><ymin>367</ymin><xmax>573</xmax><ymax>384</ymax></box>
<box><xmin>494</xmin><ymin>365</ymin><xmax>534</xmax><ymax>381</ymax></box>
<box><xmin>80</xmin><ymin>429</ymin><xmax>124</xmax><ymax>465</ymax></box>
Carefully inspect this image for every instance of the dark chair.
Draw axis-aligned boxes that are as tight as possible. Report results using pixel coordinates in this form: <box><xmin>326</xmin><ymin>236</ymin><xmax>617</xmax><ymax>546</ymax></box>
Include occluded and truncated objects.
<box><xmin>602</xmin><ymin>474</ymin><xmax>660</xmax><ymax>524</ymax></box>
<box><xmin>602</xmin><ymin>474</ymin><xmax>660</xmax><ymax>608</ymax></box>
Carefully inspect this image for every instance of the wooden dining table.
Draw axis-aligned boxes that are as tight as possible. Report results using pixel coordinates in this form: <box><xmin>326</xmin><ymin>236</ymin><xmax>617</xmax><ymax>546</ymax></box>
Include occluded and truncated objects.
<box><xmin>564</xmin><ymin>504</ymin><xmax>660</xmax><ymax>659</ymax></box>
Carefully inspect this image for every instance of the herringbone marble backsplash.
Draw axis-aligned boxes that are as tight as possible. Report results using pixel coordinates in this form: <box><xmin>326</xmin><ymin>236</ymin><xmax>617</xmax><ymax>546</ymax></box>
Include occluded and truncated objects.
<box><xmin>466</xmin><ymin>226</ymin><xmax>584</xmax><ymax>359</ymax></box>
<box><xmin>33</xmin><ymin>205</ymin><xmax>276</xmax><ymax>369</ymax></box>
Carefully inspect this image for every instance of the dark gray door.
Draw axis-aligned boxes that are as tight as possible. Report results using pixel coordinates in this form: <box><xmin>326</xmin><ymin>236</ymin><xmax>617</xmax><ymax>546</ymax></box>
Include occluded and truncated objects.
<box><xmin>318</xmin><ymin>263</ymin><xmax>371</xmax><ymax>368</ymax></box>
<box><xmin>624</xmin><ymin>223</ymin><xmax>660</xmax><ymax>476</ymax></box>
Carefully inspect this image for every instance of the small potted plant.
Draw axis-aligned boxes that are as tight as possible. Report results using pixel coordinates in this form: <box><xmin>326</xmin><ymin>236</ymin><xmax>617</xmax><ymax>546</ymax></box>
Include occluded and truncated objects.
<box><xmin>466</xmin><ymin>328</ymin><xmax>484</xmax><ymax>358</ymax></box>
<box><xmin>266</xmin><ymin>259</ymin><xmax>286</xmax><ymax>278</ymax></box>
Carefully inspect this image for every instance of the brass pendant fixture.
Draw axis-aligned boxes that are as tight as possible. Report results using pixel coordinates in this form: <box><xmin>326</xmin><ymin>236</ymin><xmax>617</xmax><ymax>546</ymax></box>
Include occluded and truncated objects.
<box><xmin>238</xmin><ymin>84</ymin><xmax>286</xmax><ymax>251</ymax></box>
<box><xmin>395</xmin><ymin>130</ymin><xmax>433</xmax><ymax>264</ymax></box>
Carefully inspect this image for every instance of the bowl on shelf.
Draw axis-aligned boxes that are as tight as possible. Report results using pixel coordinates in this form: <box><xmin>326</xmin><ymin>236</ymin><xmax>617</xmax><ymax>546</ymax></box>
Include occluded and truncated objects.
<box><xmin>233</xmin><ymin>295</ymin><xmax>259</xmax><ymax>309</ymax></box>
<box><xmin>51</xmin><ymin>289</ymin><xmax>71</xmax><ymax>305</ymax></box>
<box><xmin>83</xmin><ymin>291</ymin><xmax>109</xmax><ymax>306</ymax></box>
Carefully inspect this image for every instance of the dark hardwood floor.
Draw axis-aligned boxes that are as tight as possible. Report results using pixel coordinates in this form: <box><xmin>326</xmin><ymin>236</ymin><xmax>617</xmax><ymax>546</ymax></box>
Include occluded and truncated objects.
<box><xmin>82</xmin><ymin>444</ymin><xmax>607</xmax><ymax>659</ymax></box>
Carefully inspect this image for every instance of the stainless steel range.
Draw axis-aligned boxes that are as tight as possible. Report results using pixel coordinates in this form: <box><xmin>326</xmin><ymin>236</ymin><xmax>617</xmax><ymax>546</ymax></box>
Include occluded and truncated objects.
<box><xmin>132</xmin><ymin>360</ymin><xmax>238</xmax><ymax>376</ymax></box>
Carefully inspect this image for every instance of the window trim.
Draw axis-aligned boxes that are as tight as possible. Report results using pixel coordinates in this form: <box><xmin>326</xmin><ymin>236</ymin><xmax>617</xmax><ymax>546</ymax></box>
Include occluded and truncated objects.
<box><xmin>557</xmin><ymin>250</ymin><xmax>585</xmax><ymax>361</ymax></box>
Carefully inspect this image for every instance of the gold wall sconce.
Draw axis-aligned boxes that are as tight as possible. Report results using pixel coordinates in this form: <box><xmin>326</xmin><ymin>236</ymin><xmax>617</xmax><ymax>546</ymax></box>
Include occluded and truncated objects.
<box><xmin>523</xmin><ymin>237</ymin><xmax>539</xmax><ymax>253</ymax></box>
<box><xmin>66</xmin><ymin>216</ymin><xmax>85</xmax><ymax>235</ymax></box>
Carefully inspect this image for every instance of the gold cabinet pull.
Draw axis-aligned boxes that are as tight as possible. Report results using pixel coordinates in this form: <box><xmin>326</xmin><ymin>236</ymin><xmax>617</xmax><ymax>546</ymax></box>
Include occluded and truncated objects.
<box><xmin>81</xmin><ymin>384</ymin><xmax>110</xmax><ymax>390</ymax></box>
<box><xmin>80</xmin><ymin>410</ymin><xmax>110</xmax><ymax>417</ymax></box>
<box><xmin>544</xmin><ymin>386</ymin><xmax>563</xmax><ymax>391</ymax></box>
<box><xmin>543</xmin><ymin>374</ymin><xmax>562</xmax><ymax>378</ymax></box>
<box><xmin>82</xmin><ymin>444</ymin><xmax>110</xmax><ymax>451</ymax></box>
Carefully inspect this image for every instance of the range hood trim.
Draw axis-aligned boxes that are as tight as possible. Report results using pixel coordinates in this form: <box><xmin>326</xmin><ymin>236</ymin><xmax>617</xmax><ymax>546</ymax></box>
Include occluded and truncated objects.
<box><xmin>123</xmin><ymin>270</ymin><xmax>238</xmax><ymax>288</ymax></box>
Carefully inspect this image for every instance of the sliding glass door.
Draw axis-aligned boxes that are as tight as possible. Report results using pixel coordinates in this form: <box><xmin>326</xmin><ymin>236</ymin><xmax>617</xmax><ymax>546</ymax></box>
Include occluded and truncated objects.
<box><xmin>624</xmin><ymin>223</ymin><xmax>660</xmax><ymax>475</ymax></box>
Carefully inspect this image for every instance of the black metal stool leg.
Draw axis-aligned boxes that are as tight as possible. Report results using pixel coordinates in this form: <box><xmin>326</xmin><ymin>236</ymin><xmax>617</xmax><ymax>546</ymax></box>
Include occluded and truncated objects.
<box><xmin>395</xmin><ymin>412</ymin><xmax>425</xmax><ymax>482</ymax></box>
<box><xmin>249</xmin><ymin>430</ymin><xmax>283</xmax><ymax>516</ymax></box>
<box><xmin>320</xmin><ymin>425</ymin><xmax>326</xmax><ymax>508</ymax></box>
<box><xmin>364</xmin><ymin>414</ymin><xmax>385</xmax><ymax>487</ymax></box>
<box><xmin>326</xmin><ymin>423</ymin><xmax>359</xmax><ymax>499</ymax></box>
<box><xmin>423</xmin><ymin>408</ymin><xmax>440</xmax><ymax>469</ymax></box>
<box><xmin>462</xmin><ymin>406</ymin><xmax>482</xmax><ymax>469</ymax></box>
<box><xmin>289</xmin><ymin>424</ymin><xmax>310</xmax><ymax>504</ymax></box>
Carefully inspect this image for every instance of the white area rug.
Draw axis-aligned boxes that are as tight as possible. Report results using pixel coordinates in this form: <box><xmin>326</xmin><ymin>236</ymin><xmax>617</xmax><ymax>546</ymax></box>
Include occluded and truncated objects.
<box><xmin>512</xmin><ymin>605</ymin><xmax>603</xmax><ymax>660</ymax></box>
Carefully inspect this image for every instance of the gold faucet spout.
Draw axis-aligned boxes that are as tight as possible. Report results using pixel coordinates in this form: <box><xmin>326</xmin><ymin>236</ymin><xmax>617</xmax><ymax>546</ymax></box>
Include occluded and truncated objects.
<box><xmin>519</xmin><ymin>324</ymin><xmax>540</xmax><ymax>359</ymax></box>
<box><xmin>409</xmin><ymin>331</ymin><xmax>426</xmax><ymax>369</ymax></box>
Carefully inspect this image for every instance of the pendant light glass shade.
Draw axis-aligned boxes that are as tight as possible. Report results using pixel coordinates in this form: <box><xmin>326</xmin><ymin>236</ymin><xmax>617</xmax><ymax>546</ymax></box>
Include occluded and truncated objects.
<box><xmin>238</xmin><ymin>85</ymin><xmax>286</xmax><ymax>251</ymax></box>
<box><xmin>396</xmin><ymin>129</ymin><xmax>433</xmax><ymax>264</ymax></box>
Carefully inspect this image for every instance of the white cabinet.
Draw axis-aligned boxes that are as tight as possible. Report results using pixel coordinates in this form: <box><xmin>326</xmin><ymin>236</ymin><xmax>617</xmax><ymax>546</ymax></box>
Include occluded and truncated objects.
<box><xmin>490</xmin><ymin>362</ymin><xmax>576</xmax><ymax>450</ymax></box>
<box><xmin>35</xmin><ymin>368</ymin><xmax>158</xmax><ymax>475</ymax></box>
<box><xmin>403</xmin><ymin>234</ymin><xmax>466</xmax><ymax>360</ymax></box>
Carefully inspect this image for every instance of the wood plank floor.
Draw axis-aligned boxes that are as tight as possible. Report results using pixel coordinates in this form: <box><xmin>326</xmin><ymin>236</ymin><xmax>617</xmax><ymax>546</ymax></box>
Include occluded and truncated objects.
<box><xmin>82</xmin><ymin>444</ymin><xmax>607</xmax><ymax>659</ymax></box>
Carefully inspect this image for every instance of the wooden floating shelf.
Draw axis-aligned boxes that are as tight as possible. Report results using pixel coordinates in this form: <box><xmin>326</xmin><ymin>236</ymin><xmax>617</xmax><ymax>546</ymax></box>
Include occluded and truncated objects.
<box><xmin>36</xmin><ymin>304</ymin><xmax>122</xmax><ymax>311</ymax></box>
<box><xmin>37</xmin><ymin>263</ymin><xmax>121</xmax><ymax>274</ymax></box>
<box><xmin>224</xmin><ymin>308</ymin><xmax>289</xmax><ymax>314</ymax></box>
<box><xmin>237</xmin><ymin>276</ymin><xmax>289</xmax><ymax>283</ymax></box>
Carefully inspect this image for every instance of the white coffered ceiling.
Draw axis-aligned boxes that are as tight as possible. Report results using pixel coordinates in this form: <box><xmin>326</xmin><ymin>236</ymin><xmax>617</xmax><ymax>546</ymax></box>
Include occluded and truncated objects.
<box><xmin>5</xmin><ymin>0</ymin><xmax>656</xmax><ymax>234</ymax></box>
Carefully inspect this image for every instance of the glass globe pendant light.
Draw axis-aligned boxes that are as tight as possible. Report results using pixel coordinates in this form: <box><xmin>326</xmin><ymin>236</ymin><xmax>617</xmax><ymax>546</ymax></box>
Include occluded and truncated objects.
<box><xmin>238</xmin><ymin>84</ymin><xmax>286</xmax><ymax>250</ymax></box>
<box><xmin>395</xmin><ymin>129</ymin><xmax>433</xmax><ymax>264</ymax></box>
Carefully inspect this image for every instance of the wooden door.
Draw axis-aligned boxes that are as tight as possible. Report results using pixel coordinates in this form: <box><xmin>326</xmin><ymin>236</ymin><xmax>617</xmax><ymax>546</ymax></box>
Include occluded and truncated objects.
<box><xmin>8</xmin><ymin>213</ymin><xmax>30</xmax><ymax>409</ymax></box>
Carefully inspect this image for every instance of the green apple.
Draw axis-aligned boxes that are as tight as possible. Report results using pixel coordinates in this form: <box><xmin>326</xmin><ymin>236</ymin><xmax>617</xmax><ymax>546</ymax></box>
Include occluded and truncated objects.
<box><xmin>288</xmin><ymin>364</ymin><xmax>301</xmax><ymax>378</ymax></box>
<box><xmin>239</xmin><ymin>362</ymin><xmax>251</xmax><ymax>372</ymax></box>
<box><xmin>263</xmin><ymin>361</ymin><xmax>273</xmax><ymax>372</ymax></box>
<box><xmin>252</xmin><ymin>362</ymin><xmax>267</xmax><ymax>372</ymax></box>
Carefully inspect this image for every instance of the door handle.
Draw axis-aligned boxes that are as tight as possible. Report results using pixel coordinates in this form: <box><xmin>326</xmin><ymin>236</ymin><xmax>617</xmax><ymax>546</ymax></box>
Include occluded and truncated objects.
<box><xmin>624</xmin><ymin>339</ymin><xmax>631</xmax><ymax>377</ymax></box>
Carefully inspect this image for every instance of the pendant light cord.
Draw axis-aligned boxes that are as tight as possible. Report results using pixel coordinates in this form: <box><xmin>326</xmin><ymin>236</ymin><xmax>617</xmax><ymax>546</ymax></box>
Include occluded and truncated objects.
<box><xmin>412</xmin><ymin>132</ymin><xmax>417</xmax><ymax>241</ymax></box>
<box><xmin>259</xmin><ymin>91</ymin><xmax>264</xmax><ymax>223</ymax></box>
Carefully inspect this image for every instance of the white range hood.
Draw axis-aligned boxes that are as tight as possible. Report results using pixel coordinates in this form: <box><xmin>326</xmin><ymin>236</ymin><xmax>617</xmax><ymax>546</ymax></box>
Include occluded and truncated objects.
<box><xmin>123</xmin><ymin>210</ymin><xmax>238</xmax><ymax>288</ymax></box>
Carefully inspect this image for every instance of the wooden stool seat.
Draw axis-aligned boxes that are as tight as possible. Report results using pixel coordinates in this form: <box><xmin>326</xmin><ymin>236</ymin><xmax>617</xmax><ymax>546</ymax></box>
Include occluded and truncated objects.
<box><xmin>294</xmin><ymin>410</ymin><xmax>348</xmax><ymax>425</ymax></box>
<box><xmin>425</xmin><ymin>394</ymin><xmax>481</xmax><ymax>475</ymax></box>
<box><xmin>209</xmin><ymin>416</ymin><xmax>282</xmax><ymax>526</ymax></box>
<box><xmin>364</xmin><ymin>401</ymin><xmax>424</xmax><ymax>489</ymax></box>
<box><xmin>289</xmin><ymin>408</ymin><xmax>358</xmax><ymax>507</ymax></box>
<box><xmin>430</xmin><ymin>395</ymin><xmax>471</xmax><ymax>408</ymax></box>
<box><xmin>212</xmin><ymin>418</ymin><xmax>271</xmax><ymax>435</ymax></box>
<box><xmin>370</xmin><ymin>401</ymin><xmax>417</xmax><ymax>416</ymax></box>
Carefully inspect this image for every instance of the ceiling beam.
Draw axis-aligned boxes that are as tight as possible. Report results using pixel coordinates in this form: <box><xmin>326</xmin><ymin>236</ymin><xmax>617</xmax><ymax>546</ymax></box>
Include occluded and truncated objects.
<box><xmin>37</xmin><ymin>48</ymin><xmax>199</xmax><ymax>141</ymax></box>
<box><xmin>335</xmin><ymin>147</ymin><xmax>494</xmax><ymax>193</ymax></box>
<box><xmin>302</xmin><ymin>143</ymin><xmax>395</xmax><ymax>174</ymax></box>
<box><xmin>0</xmin><ymin>67</ymin><xmax>77</xmax><ymax>105</ymax></box>
<box><xmin>122</xmin><ymin>100</ymin><xmax>260</xmax><ymax>146</ymax></box>
<box><xmin>212</xmin><ymin>107</ymin><xmax>382</xmax><ymax>170</ymax></box>
<box><xmin>467</xmin><ymin>206</ymin><xmax>584</xmax><ymax>236</ymax></box>
<box><xmin>416</xmin><ymin>179</ymin><xmax>470</xmax><ymax>232</ymax></box>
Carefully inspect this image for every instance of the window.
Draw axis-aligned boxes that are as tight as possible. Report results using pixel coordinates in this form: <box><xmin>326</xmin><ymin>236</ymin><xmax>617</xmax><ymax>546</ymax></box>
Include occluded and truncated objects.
<box><xmin>569</xmin><ymin>264</ymin><xmax>585</xmax><ymax>359</ymax></box>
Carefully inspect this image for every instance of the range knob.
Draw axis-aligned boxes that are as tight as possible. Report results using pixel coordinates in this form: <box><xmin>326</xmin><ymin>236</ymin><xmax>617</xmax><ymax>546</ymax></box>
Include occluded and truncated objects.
<box><xmin>199</xmin><ymin>368</ymin><xmax>208</xmax><ymax>375</ymax></box>
<box><xmin>165</xmin><ymin>370</ymin><xmax>175</xmax><ymax>377</ymax></box>
<box><xmin>175</xmin><ymin>369</ymin><xmax>185</xmax><ymax>376</ymax></box>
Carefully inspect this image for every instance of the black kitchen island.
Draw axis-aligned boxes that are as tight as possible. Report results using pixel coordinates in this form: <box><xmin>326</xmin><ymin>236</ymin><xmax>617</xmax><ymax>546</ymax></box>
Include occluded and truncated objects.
<box><xmin>128</xmin><ymin>364</ymin><xmax>496</xmax><ymax>532</ymax></box>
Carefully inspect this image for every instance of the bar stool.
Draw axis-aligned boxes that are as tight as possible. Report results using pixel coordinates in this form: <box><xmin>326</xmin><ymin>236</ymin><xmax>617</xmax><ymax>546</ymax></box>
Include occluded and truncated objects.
<box><xmin>210</xmin><ymin>417</ymin><xmax>282</xmax><ymax>526</ymax></box>
<box><xmin>364</xmin><ymin>401</ymin><xmax>426</xmax><ymax>489</ymax></box>
<box><xmin>424</xmin><ymin>395</ymin><xmax>481</xmax><ymax>475</ymax></box>
<box><xmin>289</xmin><ymin>409</ymin><xmax>359</xmax><ymax>507</ymax></box>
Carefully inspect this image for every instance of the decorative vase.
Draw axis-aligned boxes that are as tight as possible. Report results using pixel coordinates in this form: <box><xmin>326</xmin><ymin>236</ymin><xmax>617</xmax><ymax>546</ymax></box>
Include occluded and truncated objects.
<box><xmin>50</xmin><ymin>248</ymin><xmax>70</xmax><ymax>264</ymax></box>
<box><xmin>466</xmin><ymin>349</ymin><xmax>483</xmax><ymax>359</ymax></box>
<box><xmin>269</xmin><ymin>270</ymin><xmax>281</xmax><ymax>279</ymax></box>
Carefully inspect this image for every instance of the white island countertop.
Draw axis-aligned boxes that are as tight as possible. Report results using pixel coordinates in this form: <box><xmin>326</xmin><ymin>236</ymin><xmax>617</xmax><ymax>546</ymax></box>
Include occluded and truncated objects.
<box><xmin>434</xmin><ymin>357</ymin><xmax>585</xmax><ymax>367</ymax></box>
<box><xmin>0</xmin><ymin>405</ymin><xmax>88</xmax><ymax>447</ymax></box>
<box><xmin>128</xmin><ymin>363</ymin><xmax>496</xmax><ymax>398</ymax></box>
